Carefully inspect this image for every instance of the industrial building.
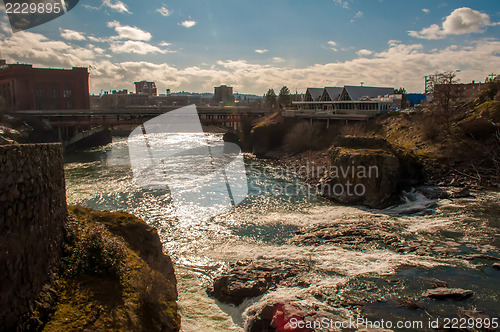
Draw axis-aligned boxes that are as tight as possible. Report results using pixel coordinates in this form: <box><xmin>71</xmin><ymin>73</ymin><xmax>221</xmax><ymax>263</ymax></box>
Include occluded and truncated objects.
<box><xmin>0</xmin><ymin>60</ymin><xmax>90</xmax><ymax>111</ymax></box>
<box><xmin>214</xmin><ymin>85</ymin><xmax>234</xmax><ymax>105</ymax></box>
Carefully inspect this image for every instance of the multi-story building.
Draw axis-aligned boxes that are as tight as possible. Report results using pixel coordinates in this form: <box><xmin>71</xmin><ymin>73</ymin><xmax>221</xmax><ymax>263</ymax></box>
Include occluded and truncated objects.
<box><xmin>433</xmin><ymin>81</ymin><xmax>483</xmax><ymax>101</ymax></box>
<box><xmin>134</xmin><ymin>80</ymin><xmax>157</xmax><ymax>96</ymax></box>
<box><xmin>214</xmin><ymin>85</ymin><xmax>234</xmax><ymax>105</ymax></box>
<box><xmin>0</xmin><ymin>60</ymin><xmax>90</xmax><ymax>111</ymax></box>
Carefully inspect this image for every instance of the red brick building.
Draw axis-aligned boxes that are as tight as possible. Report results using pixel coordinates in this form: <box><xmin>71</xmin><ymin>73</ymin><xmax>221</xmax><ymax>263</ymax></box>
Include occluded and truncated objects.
<box><xmin>0</xmin><ymin>60</ymin><xmax>90</xmax><ymax>111</ymax></box>
<box><xmin>433</xmin><ymin>82</ymin><xmax>484</xmax><ymax>101</ymax></box>
<box><xmin>134</xmin><ymin>80</ymin><xmax>157</xmax><ymax>96</ymax></box>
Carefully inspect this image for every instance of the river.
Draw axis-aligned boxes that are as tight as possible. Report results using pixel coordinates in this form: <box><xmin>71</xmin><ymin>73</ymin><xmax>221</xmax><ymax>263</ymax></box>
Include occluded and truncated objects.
<box><xmin>64</xmin><ymin>136</ymin><xmax>500</xmax><ymax>331</ymax></box>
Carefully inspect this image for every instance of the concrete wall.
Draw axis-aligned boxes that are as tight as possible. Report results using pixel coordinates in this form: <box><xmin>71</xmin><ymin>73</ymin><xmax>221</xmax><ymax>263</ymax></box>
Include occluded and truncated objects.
<box><xmin>0</xmin><ymin>143</ymin><xmax>67</xmax><ymax>330</ymax></box>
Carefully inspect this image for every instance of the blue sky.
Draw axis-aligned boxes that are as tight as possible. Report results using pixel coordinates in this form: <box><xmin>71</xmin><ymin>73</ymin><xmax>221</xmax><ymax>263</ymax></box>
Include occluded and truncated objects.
<box><xmin>0</xmin><ymin>0</ymin><xmax>499</xmax><ymax>94</ymax></box>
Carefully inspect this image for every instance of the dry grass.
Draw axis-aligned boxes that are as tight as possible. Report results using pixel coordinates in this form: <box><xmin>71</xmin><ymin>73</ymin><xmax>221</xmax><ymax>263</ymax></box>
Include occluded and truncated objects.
<box><xmin>282</xmin><ymin>121</ymin><xmax>324</xmax><ymax>153</ymax></box>
<box><xmin>338</xmin><ymin>122</ymin><xmax>369</xmax><ymax>137</ymax></box>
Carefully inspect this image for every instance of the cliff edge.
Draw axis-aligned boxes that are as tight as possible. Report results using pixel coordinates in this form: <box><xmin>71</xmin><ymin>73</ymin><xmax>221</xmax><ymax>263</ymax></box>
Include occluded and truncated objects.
<box><xmin>0</xmin><ymin>144</ymin><xmax>180</xmax><ymax>331</ymax></box>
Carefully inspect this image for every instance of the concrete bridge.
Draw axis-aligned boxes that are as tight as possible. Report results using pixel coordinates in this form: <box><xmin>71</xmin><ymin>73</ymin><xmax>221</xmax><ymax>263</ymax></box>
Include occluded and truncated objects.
<box><xmin>16</xmin><ymin>106</ymin><xmax>268</xmax><ymax>150</ymax></box>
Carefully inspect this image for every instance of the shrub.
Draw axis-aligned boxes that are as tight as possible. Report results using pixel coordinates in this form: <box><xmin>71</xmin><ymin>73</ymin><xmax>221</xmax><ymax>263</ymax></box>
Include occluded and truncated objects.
<box><xmin>282</xmin><ymin>121</ymin><xmax>323</xmax><ymax>152</ymax></box>
<box><xmin>62</xmin><ymin>219</ymin><xmax>126</xmax><ymax>278</ymax></box>
<box><xmin>420</xmin><ymin>114</ymin><xmax>441</xmax><ymax>140</ymax></box>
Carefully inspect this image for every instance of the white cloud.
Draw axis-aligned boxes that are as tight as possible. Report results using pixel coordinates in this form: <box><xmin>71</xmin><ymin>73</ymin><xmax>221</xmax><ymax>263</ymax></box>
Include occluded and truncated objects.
<box><xmin>60</xmin><ymin>28</ymin><xmax>86</xmax><ymax>41</ymax></box>
<box><xmin>333</xmin><ymin>0</ymin><xmax>350</xmax><ymax>9</ymax></box>
<box><xmin>159</xmin><ymin>41</ymin><xmax>172</xmax><ymax>46</ymax></box>
<box><xmin>179</xmin><ymin>20</ymin><xmax>197</xmax><ymax>28</ymax></box>
<box><xmin>350</xmin><ymin>11</ymin><xmax>364</xmax><ymax>23</ymax></box>
<box><xmin>109</xmin><ymin>40</ymin><xmax>171</xmax><ymax>54</ymax></box>
<box><xmin>157</xmin><ymin>6</ymin><xmax>171</xmax><ymax>17</ymax></box>
<box><xmin>409</xmin><ymin>7</ymin><xmax>497</xmax><ymax>39</ymax></box>
<box><xmin>106</xmin><ymin>20</ymin><xmax>152</xmax><ymax>41</ymax></box>
<box><xmin>255</xmin><ymin>49</ymin><xmax>268</xmax><ymax>54</ymax></box>
<box><xmin>422</xmin><ymin>8</ymin><xmax>430</xmax><ymax>14</ymax></box>
<box><xmin>102</xmin><ymin>0</ymin><xmax>130</xmax><ymax>14</ymax></box>
<box><xmin>356</xmin><ymin>49</ymin><xmax>373</xmax><ymax>56</ymax></box>
<box><xmin>0</xmin><ymin>30</ymin><xmax>95</xmax><ymax>67</ymax></box>
<box><xmin>92</xmin><ymin>46</ymin><xmax>105</xmax><ymax>54</ymax></box>
<box><xmin>88</xmin><ymin>35</ymin><xmax>109</xmax><ymax>43</ymax></box>
<box><xmin>327</xmin><ymin>40</ymin><xmax>338</xmax><ymax>51</ymax></box>
<box><xmin>273</xmin><ymin>57</ymin><xmax>285</xmax><ymax>63</ymax></box>
<box><xmin>2</xmin><ymin>30</ymin><xmax>499</xmax><ymax>95</ymax></box>
<box><xmin>82</xmin><ymin>4</ymin><xmax>99</xmax><ymax>10</ymax></box>
<box><xmin>388</xmin><ymin>39</ymin><xmax>401</xmax><ymax>47</ymax></box>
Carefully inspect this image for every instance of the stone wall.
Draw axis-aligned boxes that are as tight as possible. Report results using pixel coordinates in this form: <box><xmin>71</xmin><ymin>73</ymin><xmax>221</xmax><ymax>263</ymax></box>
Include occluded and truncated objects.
<box><xmin>0</xmin><ymin>143</ymin><xmax>67</xmax><ymax>330</ymax></box>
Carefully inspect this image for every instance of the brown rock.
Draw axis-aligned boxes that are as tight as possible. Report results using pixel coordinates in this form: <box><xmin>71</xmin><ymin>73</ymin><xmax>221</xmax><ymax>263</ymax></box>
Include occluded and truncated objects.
<box><xmin>422</xmin><ymin>287</ymin><xmax>473</xmax><ymax>300</ymax></box>
<box><xmin>318</xmin><ymin>136</ymin><xmax>422</xmax><ymax>208</ymax></box>
<box><xmin>450</xmin><ymin>187</ymin><xmax>471</xmax><ymax>198</ymax></box>
<box><xmin>207</xmin><ymin>260</ymin><xmax>299</xmax><ymax>306</ymax></box>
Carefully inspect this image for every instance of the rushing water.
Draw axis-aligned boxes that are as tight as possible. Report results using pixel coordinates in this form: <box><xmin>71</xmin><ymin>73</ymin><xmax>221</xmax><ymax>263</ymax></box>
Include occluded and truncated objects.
<box><xmin>64</xmin><ymin>136</ymin><xmax>500</xmax><ymax>332</ymax></box>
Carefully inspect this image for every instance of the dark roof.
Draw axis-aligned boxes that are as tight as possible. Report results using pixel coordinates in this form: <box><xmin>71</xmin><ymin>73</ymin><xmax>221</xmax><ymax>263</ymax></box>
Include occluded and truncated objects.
<box><xmin>322</xmin><ymin>87</ymin><xmax>343</xmax><ymax>101</ymax></box>
<box><xmin>305</xmin><ymin>88</ymin><xmax>323</xmax><ymax>101</ymax></box>
<box><xmin>343</xmin><ymin>86</ymin><xmax>394</xmax><ymax>101</ymax></box>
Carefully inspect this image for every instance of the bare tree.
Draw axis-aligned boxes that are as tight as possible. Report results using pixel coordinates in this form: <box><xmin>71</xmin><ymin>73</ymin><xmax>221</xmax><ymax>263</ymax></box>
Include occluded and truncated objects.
<box><xmin>433</xmin><ymin>71</ymin><xmax>460</xmax><ymax>113</ymax></box>
<box><xmin>429</xmin><ymin>71</ymin><xmax>461</xmax><ymax>135</ymax></box>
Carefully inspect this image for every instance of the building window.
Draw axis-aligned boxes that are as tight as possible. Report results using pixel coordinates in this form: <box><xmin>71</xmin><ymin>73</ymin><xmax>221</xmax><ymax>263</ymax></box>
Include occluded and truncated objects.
<box><xmin>66</xmin><ymin>100</ymin><xmax>73</xmax><ymax>109</ymax></box>
<box><xmin>52</xmin><ymin>89</ymin><xmax>58</xmax><ymax>97</ymax></box>
<box><xmin>35</xmin><ymin>89</ymin><xmax>46</xmax><ymax>97</ymax></box>
<box><xmin>64</xmin><ymin>89</ymin><xmax>72</xmax><ymax>98</ymax></box>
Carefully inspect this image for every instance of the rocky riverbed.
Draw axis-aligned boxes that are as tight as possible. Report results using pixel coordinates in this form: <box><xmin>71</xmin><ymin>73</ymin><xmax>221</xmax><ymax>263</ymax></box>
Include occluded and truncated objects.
<box><xmin>206</xmin><ymin>187</ymin><xmax>500</xmax><ymax>331</ymax></box>
<box><xmin>62</xmin><ymin>136</ymin><xmax>499</xmax><ymax>332</ymax></box>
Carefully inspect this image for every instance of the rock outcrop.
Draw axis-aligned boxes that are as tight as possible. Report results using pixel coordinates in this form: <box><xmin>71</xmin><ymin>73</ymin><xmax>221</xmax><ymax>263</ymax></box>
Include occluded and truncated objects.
<box><xmin>45</xmin><ymin>207</ymin><xmax>181</xmax><ymax>332</ymax></box>
<box><xmin>207</xmin><ymin>260</ymin><xmax>301</xmax><ymax>306</ymax></box>
<box><xmin>318</xmin><ymin>136</ymin><xmax>422</xmax><ymax>208</ymax></box>
<box><xmin>250</xmin><ymin>112</ymin><xmax>287</xmax><ymax>157</ymax></box>
<box><xmin>290</xmin><ymin>220</ymin><xmax>404</xmax><ymax>249</ymax></box>
<box><xmin>422</xmin><ymin>287</ymin><xmax>473</xmax><ymax>300</ymax></box>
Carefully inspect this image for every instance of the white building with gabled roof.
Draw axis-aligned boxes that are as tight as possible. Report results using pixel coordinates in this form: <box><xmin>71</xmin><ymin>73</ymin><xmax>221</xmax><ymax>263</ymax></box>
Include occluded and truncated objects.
<box><xmin>304</xmin><ymin>88</ymin><xmax>323</xmax><ymax>102</ymax></box>
<box><xmin>321</xmin><ymin>87</ymin><xmax>343</xmax><ymax>101</ymax></box>
<box><xmin>292</xmin><ymin>85</ymin><xmax>402</xmax><ymax>117</ymax></box>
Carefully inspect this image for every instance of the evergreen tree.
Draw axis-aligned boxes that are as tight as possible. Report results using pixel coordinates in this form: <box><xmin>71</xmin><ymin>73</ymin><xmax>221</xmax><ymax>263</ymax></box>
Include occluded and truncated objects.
<box><xmin>278</xmin><ymin>86</ymin><xmax>291</xmax><ymax>107</ymax></box>
<box><xmin>265</xmin><ymin>89</ymin><xmax>277</xmax><ymax>110</ymax></box>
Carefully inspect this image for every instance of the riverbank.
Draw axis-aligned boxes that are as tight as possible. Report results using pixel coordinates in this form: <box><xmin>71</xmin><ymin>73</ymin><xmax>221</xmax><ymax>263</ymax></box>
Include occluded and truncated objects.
<box><xmin>32</xmin><ymin>206</ymin><xmax>180</xmax><ymax>331</ymax></box>
<box><xmin>248</xmin><ymin>102</ymin><xmax>500</xmax><ymax>206</ymax></box>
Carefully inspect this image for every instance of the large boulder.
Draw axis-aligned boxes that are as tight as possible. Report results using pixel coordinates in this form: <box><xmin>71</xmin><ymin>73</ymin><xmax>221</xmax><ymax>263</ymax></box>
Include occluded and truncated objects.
<box><xmin>318</xmin><ymin>136</ymin><xmax>422</xmax><ymax>208</ymax></box>
<box><xmin>207</xmin><ymin>260</ymin><xmax>300</xmax><ymax>306</ymax></box>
